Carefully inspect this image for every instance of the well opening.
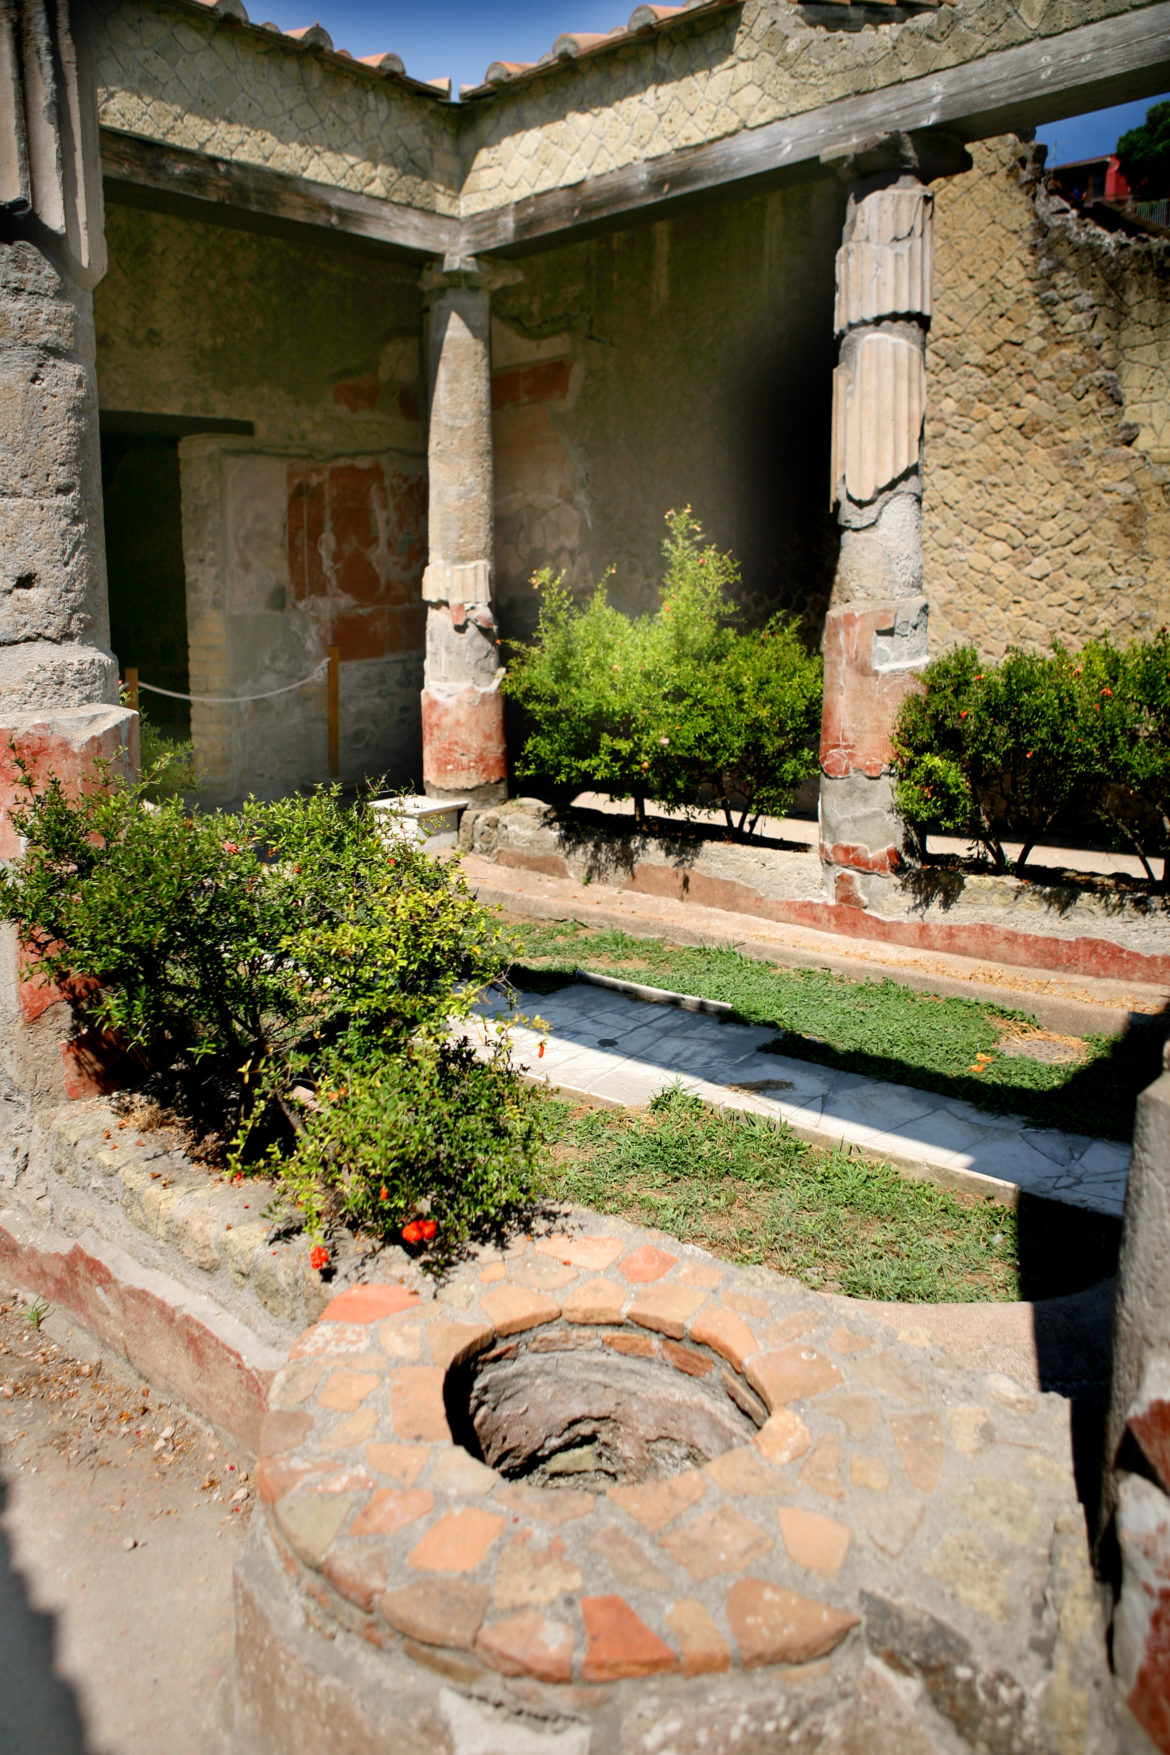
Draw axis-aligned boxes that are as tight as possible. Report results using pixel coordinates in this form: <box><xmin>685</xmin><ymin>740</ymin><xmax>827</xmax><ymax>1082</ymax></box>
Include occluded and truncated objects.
<box><xmin>445</xmin><ymin>1326</ymin><xmax>759</xmax><ymax>1490</ymax></box>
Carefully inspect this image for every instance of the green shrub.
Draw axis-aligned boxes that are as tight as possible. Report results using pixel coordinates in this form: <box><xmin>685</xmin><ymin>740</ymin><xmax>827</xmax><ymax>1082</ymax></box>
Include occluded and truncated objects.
<box><xmin>503</xmin><ymin>509</ymin><xmax>822</xmax><ymax>834</ymax></box>
<box><xmin>892</xmin><ymin>634</ymin><xmax>1170</xmax><ymax>881</ymax></box>
<box><xmin>0</xmin><ymin>765</ymin><xmax>543</xmax><ymax>1262</ymax></box>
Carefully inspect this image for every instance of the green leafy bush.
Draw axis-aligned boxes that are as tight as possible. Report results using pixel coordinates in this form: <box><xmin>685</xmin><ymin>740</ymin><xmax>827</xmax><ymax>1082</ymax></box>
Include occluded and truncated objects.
<box><xmin>0</xmin><ymin>766</ymin><xmax>543</xmax><ymax>1262</ymax></box>
<box><xmin>503</xmin><ymin>509</ymin><xmax>822</xmax><ymax>835</ymax></box>
<box><xmin>892</xmin><ymin>634</ymin><xmax>1170</xmax><ymax>881</ymax></box>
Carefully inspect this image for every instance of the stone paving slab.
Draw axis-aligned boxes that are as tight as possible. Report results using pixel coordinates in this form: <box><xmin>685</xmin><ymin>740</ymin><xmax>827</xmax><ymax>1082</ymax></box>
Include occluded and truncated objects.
<box><xmin>474</xmin><ymin>984</ymin><xmax>1131</xmax><ymax>1218</ymax></box>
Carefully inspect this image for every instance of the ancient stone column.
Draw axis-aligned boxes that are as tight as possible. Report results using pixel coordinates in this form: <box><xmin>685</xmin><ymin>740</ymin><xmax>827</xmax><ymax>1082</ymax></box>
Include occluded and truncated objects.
<box><xmin>1</xmin><ymin>0</ymin><xmax>118</xmax><ymax>711</ymax></box>
<box><xmin>819</xmin><ymin>133</ymin><xmax>969</xmax><ymax>909</ymax></box>
<box><xmin>1</xmin><ymin>0</ymin><xmax>136</xmax><ymax>1108</ymax></box>
<box><xmin>419</xmin><ymin>256</ymin><xmax>506</xmax><ymax>803</ymax></box>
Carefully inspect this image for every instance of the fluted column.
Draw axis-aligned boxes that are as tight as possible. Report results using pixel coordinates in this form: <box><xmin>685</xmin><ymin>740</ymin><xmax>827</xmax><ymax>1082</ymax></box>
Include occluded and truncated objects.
<box><xmin>419</xmin><ymin>256</ymin><xmax>506</xmax><ymax>803</ymax></box>
<box><xmin>819</xmin><ymin>132</ymin><xmax>969</xmax><ymax>908</ymax></box>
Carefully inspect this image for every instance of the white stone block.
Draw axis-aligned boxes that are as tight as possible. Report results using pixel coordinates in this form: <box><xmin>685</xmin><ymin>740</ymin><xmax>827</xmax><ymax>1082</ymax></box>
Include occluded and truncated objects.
<box><xmin>368</xmin><ymin>793</ymin><xmax>469</xmax><ymax>850</ymax></box>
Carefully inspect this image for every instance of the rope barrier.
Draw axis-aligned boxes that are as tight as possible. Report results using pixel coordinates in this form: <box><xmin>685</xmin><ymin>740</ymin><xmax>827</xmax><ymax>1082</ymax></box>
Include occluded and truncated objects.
<box><xmin>133</xmin><ymin>658</ymin><xmax>330</xmax><ymax>706</ymax></box>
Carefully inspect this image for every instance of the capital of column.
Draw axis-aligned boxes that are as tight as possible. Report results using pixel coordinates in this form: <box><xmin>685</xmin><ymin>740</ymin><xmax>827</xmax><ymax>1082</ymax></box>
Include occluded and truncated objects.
<box><xmin>420</xmin><ymin>254</ymin><xmax>493</xmax><ymax>300</ymax></box>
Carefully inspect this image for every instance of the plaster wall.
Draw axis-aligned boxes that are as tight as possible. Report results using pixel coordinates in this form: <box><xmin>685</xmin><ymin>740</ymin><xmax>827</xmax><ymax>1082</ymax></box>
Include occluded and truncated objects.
<box><xmin>488</xmin><ymin>174</ymin><xmax>843</xmax><ymax>644</ymax></box>
<box><xmin>94</xmin><ymin>204</ymin><xmax>428</xmax><ymax>802</ymax></box>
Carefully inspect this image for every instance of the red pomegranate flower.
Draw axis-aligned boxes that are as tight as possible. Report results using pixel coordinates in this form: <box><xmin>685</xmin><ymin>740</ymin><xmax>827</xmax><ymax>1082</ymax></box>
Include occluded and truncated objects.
<box><xmin>309</xmin><ymin>1244</ymin><xmax>329</xmax><ymax>1272</ymax></box>
<box><xmin>402</xmin><ymin>1220</ymin><xmax>424</xmax><ymax>1245</ymax></box>
<box><xmin>418</xmin><ymin>1219</ymin><xmax>438</xmax><ymax>1242</ymax></box>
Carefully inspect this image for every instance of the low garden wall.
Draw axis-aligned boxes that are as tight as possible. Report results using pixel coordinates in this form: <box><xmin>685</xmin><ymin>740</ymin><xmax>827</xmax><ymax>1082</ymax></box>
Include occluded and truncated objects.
<box><xmin>461</xmin><ymin>800</ymin><xmax>1170</xmax><ymax>987</ymax></box>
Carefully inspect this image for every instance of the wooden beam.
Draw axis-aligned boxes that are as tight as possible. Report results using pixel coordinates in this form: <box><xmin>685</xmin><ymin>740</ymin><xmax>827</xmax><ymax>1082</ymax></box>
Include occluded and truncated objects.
<box><xmin>101</xmin><ymin>129</ymin><xmax>460</xmax><ymax>259</ymax></box>
<box><xmin>462</xmin><ymin>3</ymin><xmax>1170</xmax><ymax>252</ymax></box>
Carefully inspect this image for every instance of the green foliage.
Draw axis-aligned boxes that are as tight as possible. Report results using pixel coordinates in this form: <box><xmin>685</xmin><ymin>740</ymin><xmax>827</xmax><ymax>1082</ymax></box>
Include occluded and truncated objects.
<box><xmin>512</xmin><ymin>919</ymin><xmax>1148</xmax><ymax>1142</ymax></box>
<box><xmin>138</xmin><ymin>706</ymin><xmax>197</xmax><ymax>800</ymax></box>
<box><xmin>544</xmin><ymin>1088</ymin><xmax>1023</xmax><ymax>1302</ymax></box>
<box><xmin>0</xmin><ymin>767</ymin><xmax>543</xmax><ymax>1261</ymax></box>
<box><xmin>1117</xmin><ymin>99</ymin><xmax>1170</xmax><ymax>197</ymax></box>
<box><xmin>892</xmin><ymin>635</ymin><xmax>1170</xmax><ymax>880</ymax></box>
<box><xmin>502</xmin><ymin>509</ymin><xmax>822</xmax><ymax>833</ymax></box>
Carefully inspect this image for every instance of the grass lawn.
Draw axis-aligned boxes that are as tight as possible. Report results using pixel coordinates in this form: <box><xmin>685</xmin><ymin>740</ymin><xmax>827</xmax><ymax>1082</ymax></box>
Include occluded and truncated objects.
<box><xmin>510</xmin><ymin>920</ymin><xmax>1154</xmax><ymax>1142</ymax></box>
<box><xmin>539</xmin><ymin>1088</ymin><xmax>1119</xmax><ymax>1303</ymax></box>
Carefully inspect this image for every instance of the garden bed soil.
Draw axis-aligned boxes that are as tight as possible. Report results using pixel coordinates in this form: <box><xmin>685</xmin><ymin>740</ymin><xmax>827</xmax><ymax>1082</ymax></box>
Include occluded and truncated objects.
<box><xmin>461</xmin><ymin>800</ymin><xmax>1170</xmax><ymax>986</ymax></box>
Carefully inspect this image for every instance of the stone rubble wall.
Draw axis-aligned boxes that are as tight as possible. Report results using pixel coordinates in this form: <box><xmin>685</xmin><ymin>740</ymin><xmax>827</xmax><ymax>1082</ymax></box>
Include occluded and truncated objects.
<box><xmin>926</xmin><ymin>136</ymin><xmax>1170</xmax><ymax>658</ymax></box>
<box><xmin>92</xmin><ymin>0</ymin><xmax>460</xmax><ymax>210</ymax></box>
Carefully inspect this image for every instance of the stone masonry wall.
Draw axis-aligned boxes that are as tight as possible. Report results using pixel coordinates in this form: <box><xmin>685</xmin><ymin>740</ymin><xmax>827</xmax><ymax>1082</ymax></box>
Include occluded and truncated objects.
<box><xmin>459</xmin><ymin>0</ymin><xmax>1159</xmax><ymax>215</ymax></box>
<box><xmin>925</xmin><ymin>137</ymin><xmax>1170</xmax><ymax>658</ymax></box>
<box><xmin>93</xmin><ymin>0</ymin><xmax>459</xmax><ymax>210</ymax></box>
<box><xmin>94</xmin><ymin>204</ymin><xmax>429</xmax><ymax>801</ymax></box>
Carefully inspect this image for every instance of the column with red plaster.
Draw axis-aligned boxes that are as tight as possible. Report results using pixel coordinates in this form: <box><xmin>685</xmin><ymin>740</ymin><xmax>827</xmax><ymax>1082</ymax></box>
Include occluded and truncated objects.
<box><xmin>1</xmin><ymin>0</ymin><xmax>138</xmax><ymax>1105</ymax></box>
<box><xmin>819</xmin><ymin>133</ymin><xmax>969</xmax><ymax>909</ymax></box>
<box><xmin>419</xmin><ymin>257</ymin><xmax>507</xmax><ymax>803</ymax></box>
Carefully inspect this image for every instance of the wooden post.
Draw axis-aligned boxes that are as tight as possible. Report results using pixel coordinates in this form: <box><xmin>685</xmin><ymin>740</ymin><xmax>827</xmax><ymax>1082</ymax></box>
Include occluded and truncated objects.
<box><xmin>124</xmin><ymin>667</ymin><xmax>139</xmax><ymax>712</ymax></box>
<box><xmin>327</xmin><ymin>646</ymin><xmax>340</xmax><ymax>779</ymax></box>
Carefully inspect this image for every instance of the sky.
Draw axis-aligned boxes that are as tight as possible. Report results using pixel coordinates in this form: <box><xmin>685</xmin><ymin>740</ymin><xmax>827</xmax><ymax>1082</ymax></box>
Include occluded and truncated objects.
<box><xmin>255</xmin><ymin>0</ymin><xmax>1169</xmax><ymax>134</ymax></box>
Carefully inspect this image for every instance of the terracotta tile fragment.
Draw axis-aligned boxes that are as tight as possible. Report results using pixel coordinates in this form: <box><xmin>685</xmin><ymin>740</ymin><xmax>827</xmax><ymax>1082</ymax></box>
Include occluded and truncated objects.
<box><xmin>480</xmin><ymin>1284</ymin><xmax>560</xmax><ymax>1336</ymax></box>
<box><xmin>605</xmin><ymin>1330</ymin><xmax>656</xmax><ymax>1358</ymax></box>
<box><xmin>255</xmin><ymin>1454</ymin><xmax>330</xmax><ymax>1505</ymax></box>
<box><xmin>350</xmin><ymin>1487</ymin><xmax>434</xmax><ymax>1538</ymax></box>
<box><xmin>377</xmin><ymin>1316</ymin><xmax>425</xmax><ymax>1361</ymax></box>
<box><xmin>890</xmin><ymin>1410</ymin><xmax>944</xmax><ymax>1493</ymax></box>
<box><xmin>725</xmin><ymin>1578</ymin><xmax>859</xmax><ymax>1667</ymax></box>
<box><xmin>851</xmin><ymin>1455</ymin><xmax>890</xmax><ymax>1492</ymax></box>
<box><xmin>322</xmin><ymin>1284</ymin><xmax>419</xmax><ymax>1324</ymax></box>
<box><xmin>609</xmin><ymin>1471</ymin><xmax>706</xmax><ymax>1533</ymax></box>
<box><xmin>322</xmin><ymin>1407</ymin><xmax>379</xmax><ymax>1451</ymax></box>
<box><xmin>754</xmin><ymin>1409</ymin><xmax>812</xmax><ymax>1466</ymax></box>
<box><xmin>509</xmin><ymin>1250</ymin><xmax>580</xmax><ymax>1291</ymax></box>
<box><xmin>478</xmin><ymin>1262</ymin><xmax>507</xmax><ymax>1284</ymax></box>
<box><xmin>851</xmin><ymin>1351</ymin><xmax>928</xmax><ymax>1404</ymax></box>
<box><xmin>408</xmin><ymin>1506</ymin><xmax>507</xmax><ymax>1573</ymax></box>
<box><xmin>588</xmin><ymin>1523</ymin><xmax>668</xmax><ymax>1591</ymax></box>
<box><xmin>323</xmin><ymin>1538</ymin><xmax>395</xmax><ymax>1611</ymax></box>
<box><xmin>426</xmin><ymin>1318</ymin><xmax>494</xmax><ymax>1370</ymax></box>
<box><xmin>689</xmin><ymin>1305</ymin><xmax>759</xmax><ymax>1373</ymax></box>
<box><xmin>659</xmin><ymin>1504</ymin><xmax>773</xmax><ymax>1579</ymax></box>
<box><xmin>618</xmin><ymin>1244</ymin><xmax>678</xmax><ymax>1284</ymax></box>
<box><xmin>663</xmin><ymin>1339</ymin><xmax>714</xmax><ymax>1378</ymax></box>
<box><xmin>365</xmin><ymin>1441</ymin><xmax>430</xmax><ymax>1486</ymax></box>
<box><xmin>476</xmin><ymin>1609</ymin><xmax>575</xmax><ymax>1683</ymax></box>
<box><xmin>762</xmin><ymin>1311</ymin><xmax>821</xmax><ymax>1347</ymax></box>
<box><xmin>819</xmin><ymin>1393</ymin><xmax>879</xmax><ymax>1442</ymax></box>
<box><xmin>746</xmin><ymin>1345</ymin><xmax>843</xmax><ymax>1410</ymax></box>
<box><xmin>290</xmin><ymin>1321</ymin><xmax>369</xmax><ymax>1362</ymax></box>
<box><xmin>666</xmin><ymin>1598</ymin><xmax>731</xmax><ymax>1676</ymax></box>
<box><xmin>260</xmin><ymin>1409</ymin><xmax>312</xmax><ymax>1456</ymax></box>
<box><xmin>723</xmin><ymin>1370</ymin><xmax>769</xmax><ymax>1426</ymax></box>
<box><xmin>301</xmin><ymin>1464</ymin><xmax>379</xmax><ymax>1496</ymax></box>
<box><xmin>676</xmin><ymin>1261</ymin><xmax>724</xmax><ymax>1290</ymax></box>
<box><xmin>389</xmin><ymin>1366</ymin><xmax>449</xmax><ymax>1441</ymax></box>
<box><xmin>628</xmin><ymin>1284</ymin><xmax>708</xmax><ymax>1340</ymax></box>
<box><xmin>536</xmin><ymin>1232</ymin><xmax>623</xmax><ymax>1271</ymax></box>
<box><xmin>581</xmin><ymin>1595</ymin><xmax>679</xmax><ymax>1681</ymax></box>
<box><xmin>529</xmin><ymin>1329</ymin><xmax>600</xmax><ymax>1355</ymax></box>
<box><xmin>273</xmin><ymin>1492</ymin><xmax>355</xmax><ymax>1568</ymax></box>
<box><xmin>494</xmin><ymin>1531</ymin><xmax>583</xmax><ymax>1609</ymax></box>
<box><xmin>858</xmin><ymin>1495</ymin><xmax>925</xmax><ymax>1558</ymax></box>
<box><xmin>703</xmin><ymin>1447</ymin><xmax>785</xmax><ymax>1497</ymax></box>
<box><xmin>776</xmin><ymin>1506</ymin><xmax>853</xmax><ymax>1578</ymax></box>
<box><xmin>800</xmin><ymin>1432</ymin><xmax>844</xmax><ymax>1500</ymax></box>
<box><xmin>947</xmin><ymin>1405</ymin><xmax>994</xmax><ymax>1456</ymax></box>
<box><xmin>431</xmin><ymin>1449</ymin><xmax>498</xmax><ymax>1495</ymax></box>
<box><xmin>562</xmin><ymin>1277</ymin><xmax>626</xmax><ymax>1325</ymax></box>
<box><xmin>827</xmin><ymin>1324</ymin><xmax>871</xmax><ymax>1355</ymax></box>
<box><xmin>271</xmin><ymin>1362</ymin><xmax>324</xmax><ymax>1409</ymax></box>
<box><xmin>377</xmin><ymin>1577</ymin><xmax>488</xmax><ymax>1648</ymax></box>
<box><xmin>492</xmin><ymin>1482</ymin><xmax>596</xmax><ymax>1524</ymax></box>
<box><xmin>317</xmin><ymin>1369</ymin><xmax>381</xmax><ymax>1412</ymax></box>
<box><xmin>722</xmin><ymin>1292</ymin><xmax>770</xmax><ymax>1320</ymax></box>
